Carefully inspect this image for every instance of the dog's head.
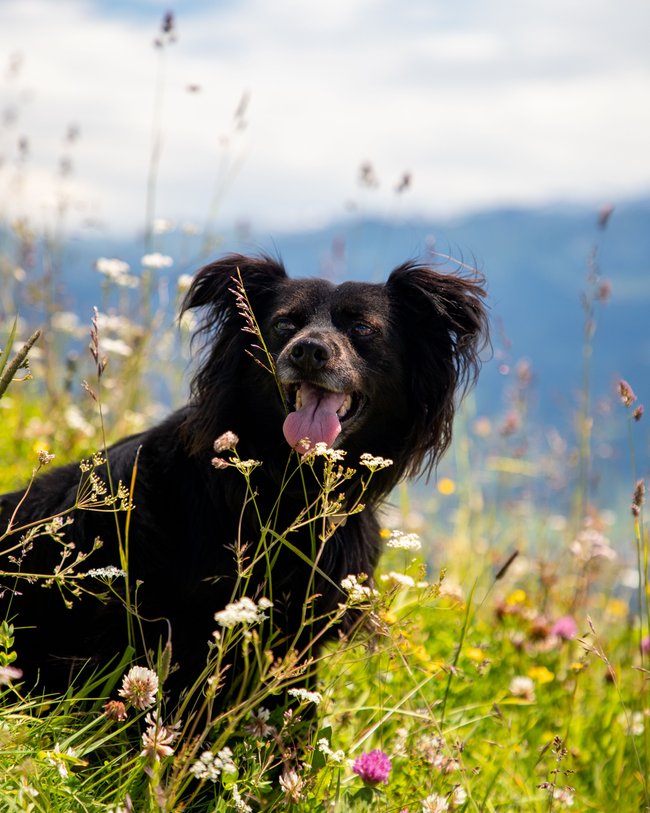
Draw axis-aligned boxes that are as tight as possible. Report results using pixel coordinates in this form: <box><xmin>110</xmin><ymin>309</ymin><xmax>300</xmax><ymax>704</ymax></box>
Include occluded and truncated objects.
<box><xmin>181</xmin><ymin>254</ymin><xmax>488</xmax><ymax>489</ymax></box>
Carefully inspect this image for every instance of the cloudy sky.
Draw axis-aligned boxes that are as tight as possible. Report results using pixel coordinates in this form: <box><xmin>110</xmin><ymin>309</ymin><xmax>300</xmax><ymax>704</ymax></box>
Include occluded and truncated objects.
<box><xmin>1</xmin><ymin>0</ymin><xmax>649</xmax><ymax>237</ymax></box>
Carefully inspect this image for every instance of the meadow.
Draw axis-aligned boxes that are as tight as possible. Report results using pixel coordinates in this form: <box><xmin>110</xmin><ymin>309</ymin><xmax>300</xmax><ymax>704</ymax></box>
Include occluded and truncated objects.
<box><xmin>0</xmin><ymin>21</ymin><xmax>648</xmax><ymax>809</ymax></box>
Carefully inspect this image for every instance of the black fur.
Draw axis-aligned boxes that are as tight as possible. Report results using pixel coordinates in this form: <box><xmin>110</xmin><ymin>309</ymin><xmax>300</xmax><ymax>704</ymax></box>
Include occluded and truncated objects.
<box><xmin>0</xmin><ymin>254</ymin><xmax>488</xmax><ymax>704</ymax></box>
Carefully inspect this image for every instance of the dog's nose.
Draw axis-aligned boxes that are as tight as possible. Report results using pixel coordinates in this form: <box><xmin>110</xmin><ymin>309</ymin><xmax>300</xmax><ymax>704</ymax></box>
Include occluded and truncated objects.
<box><xmin>289</xmin><ymin>338</ymin><xmax>331</xmax><ymax>371</ymax></box>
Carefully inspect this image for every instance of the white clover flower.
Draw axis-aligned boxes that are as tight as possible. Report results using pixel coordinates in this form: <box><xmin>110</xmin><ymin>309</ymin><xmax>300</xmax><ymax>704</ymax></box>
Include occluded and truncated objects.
<box><xmin>359</xmin><ymin>452</ymin><xmax>393</xmax><ymax>471</ymax></box>
<box><xmin>141</xmin><ymin>252</ymin><xmax>173</xmax><ymax>270</ymax></box>
<box><xmin>279</xmin><ymin>769</ymin><xmax>304</xmax><ymax>802</ymax></box>
<box><xmin>288</xmin><ymin>687</ymin><xmax>323</xmax><ymax>705</ymax></box>
<box><xmin>214</xmin><ymin>596</ymin><xmax>272</xmax><ymax>629</ymax></box>
<box><xmin>421</xmin><ymin>793</ymin><xmax>449</xmax><ymax>812</ymax></box>
<box><xmin>118</xmin><ymin>666</ymin><xmax>159</xmax><ymax>709</ymax></box>
<box><xmin>386</xmin><ymin>530</ymin><xmax>422</xmax><ymax>551</ymax></box>
<box><xmin>509</xmin><ymin>675</ymin><xmax>535</xmax><ymax>702</ymax></box>
<box><xmin>140</xmin><ymin>713</ymin><xmax>179</xmax><ymax>761</ymax></box>
<box><xmin>380</xmin><ymin>571</ymin><xmax>416</xmax><ymax>588</ymax></box>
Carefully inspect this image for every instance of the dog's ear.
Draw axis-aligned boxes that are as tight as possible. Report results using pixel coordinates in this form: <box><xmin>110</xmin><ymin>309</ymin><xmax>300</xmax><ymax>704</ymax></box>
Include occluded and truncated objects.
<box><xmin>180</xmin><ymin>253</ymin><xmax>287</xmax><ymax>333</ymax></box>
<box><xmin>386</xmin><ymin>261</ymin><xmax>489</xmax><ymax>476</ymax></box>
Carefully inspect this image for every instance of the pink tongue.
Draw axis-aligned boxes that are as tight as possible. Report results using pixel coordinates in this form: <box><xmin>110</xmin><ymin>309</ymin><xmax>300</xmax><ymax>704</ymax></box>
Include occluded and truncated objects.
<box><xmin>283</xmin><ymin>383</ymin><xmax>346</xmax><ymax>451</ymax></box>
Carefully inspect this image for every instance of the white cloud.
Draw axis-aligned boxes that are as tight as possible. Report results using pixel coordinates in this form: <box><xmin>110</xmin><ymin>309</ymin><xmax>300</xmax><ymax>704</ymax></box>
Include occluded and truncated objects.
<box><xmin>0</xmin><ymin>0</ymin><xmax>648</xmax><ymax>236</ymax></box>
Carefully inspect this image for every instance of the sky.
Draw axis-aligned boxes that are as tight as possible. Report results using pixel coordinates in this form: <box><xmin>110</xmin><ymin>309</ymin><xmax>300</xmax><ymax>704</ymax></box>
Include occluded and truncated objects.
<box><xmin>1</xmin><ymin>0</ymin><xmax>649</xmax><ymax>237</ymax></box>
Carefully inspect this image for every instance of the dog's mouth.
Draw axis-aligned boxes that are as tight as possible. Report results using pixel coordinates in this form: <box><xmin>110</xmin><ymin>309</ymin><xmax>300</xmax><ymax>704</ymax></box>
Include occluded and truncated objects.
<box><xmin>282</xmin><ymin>382</ymin><xmax>364</xmax><ymax>452</ymax></box>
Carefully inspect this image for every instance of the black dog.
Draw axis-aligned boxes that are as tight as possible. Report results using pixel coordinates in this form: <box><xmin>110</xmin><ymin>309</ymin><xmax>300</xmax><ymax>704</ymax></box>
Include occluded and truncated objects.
<box><xmin>0</xmin><ymin>254</ymin><xmax>487</xmax><ymax>705</ymax></box>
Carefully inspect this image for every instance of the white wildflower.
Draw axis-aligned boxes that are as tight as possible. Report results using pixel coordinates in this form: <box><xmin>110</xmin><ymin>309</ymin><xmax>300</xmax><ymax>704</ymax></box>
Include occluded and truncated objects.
<box><xmin>386</xmin><ymin>530</ymin><xmax>422</xmax><ymax>551</ymax></box>
<box><xmin>359</xmin><ymin>452</ymin><xmax>393</xmax><ymax>471</ymax></box>
<box><xmin>85</xmin><ymin>566</ymin><xmax>126</xmax><ymax>580</ymax></box>
<box><xmin>288</xmin><ymin>687</ymin><xmax>323</xmax><ymax>705</ymax></box>
<box><xmin>100</xmin><ymin>337</ymin><xmax>133</xmax><ymax>357</ymax></box>
<box><xmin>380</xmin><ymin>571</ymin><xmax>416</xmax><ymax>588</ymax></box>
<box><xmin>118</xmin><ymin>666</ymin><xmax>159</xmax><ymax>709</ymax></box>
<box><xmin>96</xmin><ymin>257</ymin><xmax>130</xmax><ymax>279</ymax></box>
<box><xmin>214</xmin><ymin>596</ymin><xmax>272</xmax><ymax>629</ymax></box>
<box><xmin>303</xmin><ymin>442</ymin><xmax>347</xmax><ymax>462</ymax></box>
<box><xmin>340</xmin><ymin>573</ymin><xmax>378</xmax><ymax>605</ymax></box>
<box><xmin>0</xmin><ymin>665</ymin><xmax>23</xmax><ymax>685</ymax></box>
<box><xmin>553</xmin><ymin>786</ymin><xmax>575</xmax><ymax>807</ymax></box>
<box><xmin>190</xmin><ymin>747</ymin><xmax>237</xmax><ymax>781</ymax></box>
<box><xmin>152</xmin><ymin>218</ymin><xmax>174</xmax><ymax>234</ymax></box>
<box><xmin>318</xmin><ymin>738</ymin><xmax>346</xmax><ymax>763</ymax></box>
<box><xmin>421</xmin><ymin>793</ymin><xmax>449</xmax><ymax>813</ymax></box>
<box><xmin>141</xmin><ymin>252</ymin><xmax>173</xmax><ymax>270</ymax></box>
<box><xmin>232</xmin><ymin>784</ymin><xmax>252</xmax><ymax>813</ymax></box>
<box><xmin>140</xmin><ymin>712</ymin><xmax>179</xmax><ymax>761</ymax></box>
<box><xmin>509</xmin><ymin>675</ymin><xmax>535</xmax><ymax>702</ymax></box>
<box><xmin>570</xmin><ymin>527</ymin><xmax>616</xmax><ymax>563</ymax></box>
<box><xmin>177</xmin><ymin>273</ymin><xmax>194</xmax><ymax>293</ymax></box>
<box><xmin>279</xmin><ymin>768</ymin><xmax>304</xmax><ymax>802</ymax></box>
<box><xmin>213</xmin><ymin>431</ymin><xmax>240</xmax><ymax>452</ymax></box>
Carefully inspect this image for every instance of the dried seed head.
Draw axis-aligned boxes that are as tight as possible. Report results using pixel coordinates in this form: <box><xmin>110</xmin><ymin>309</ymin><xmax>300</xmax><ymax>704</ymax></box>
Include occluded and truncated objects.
<box><xmin>617</xmin><ymin>379</ymin><xmax>636</xmax><ymax>408</ymax></box>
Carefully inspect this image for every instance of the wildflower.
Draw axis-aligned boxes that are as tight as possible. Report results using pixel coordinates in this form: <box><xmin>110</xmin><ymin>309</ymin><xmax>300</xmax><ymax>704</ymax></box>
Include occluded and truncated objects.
<box><xmin>551</xmin><ymin>615</ymin><xmax>578</xmax><ymax>641</ymax></box>
<box><xmin>232</xmin><ymin>784</ymin><xmax>252</xmax><ymax>813</ymax></box>
<box><xmin>509</xmin><ymin>675</ymin><xmax>535</xmax><ymax>701</ymax></box>
<box><xmin>288</xmin><ymin>687</ymin><xmax>323</xmax><ymax>705</ymax></box>
<box><xmin>632</xmin><ymin>479</ymin><xmax>645</xmax><ymax>518</ymax></box>
<box><xmin>421</xmin><ymin>793</ymin><xmax>449</xmax><ymax>812</ymax></box>
<box><xmin>214</xmin><ymin>431</ymin><xmax>240</xmax><ymax>452</ymax></box>
<box><xmin>140</xmin><ymin>713</ymin><xmax>179</xmax><ymax>761</ymax></box>
<box><xmin>570</xmin><ymin>527</ymin><xmax>616</xmax><ymax>563</ymax></box>
<box><xmin>618</xmin><ymin>379</ymin><xmax>636</xmax><ymax>407</ymax></box>
<box><xmin>0</xmin><ymin>664</ymin><xmax>23</xmax><ymax>685</ymax></box>
<box><xmin>38</xmin><ymin>449</ymin><xmax>55</xmax><ymax>466</ymax></box>
<box><xmin>100</xmin><ymin>337</ymin><xmax>133</xmax><ymax>357</ymax></box>
<box><xmin>118</xmin><ymin>665</ymin><xmax>159</xmax><ymax>709</ymax></box>
<box><xmin>103</xmin><ymin>700</ymin><xmax>128</xmax><ymax>721</ymax></box>
<box><xmin>641</xmin><ymin>636</ymin><xmax>650</xmax><ymax>655</ymax></box>
<box><xmin>213</xmin><ymin>596</ymin><xmax>272</xmax><ymax>629</ymax></box>
<box><xmin>246</xmin><ymin>706</ymin><xmax>275</xmax><ymax>738</ymax></box>
<box><xmin>437</xmin><ymin>477</ymin><xmax>456</xmax><ymax>495</ymax></box>
<box><xmin>96</xmin><ymin>257</ymin><xmax>130</xmax><ymax>279</ymax></box>
<box><xmin>211</xmin><ymin>456</ymin><xmax>230</xmax><ymax>469</ymax></box>
<box><xmin>141</xmin><ymin>252</ymin><xmax>173</xmax><ymax>270</ymax></box>
<box><xmin>86</xmin><ymin>566</ymin><xmax>126</xmax><ymax>580</ymax></box>
<box><xmin>381</xmin><ymin>571</ymin><xmax>416</xmax><ymax>588</ymax></box>
<box><xmin>190</xmin><ymin>747</ymin><xmax>237</xmax><ymax>781</ymax></box>
<box><xmin>45</xmin><ymin>743</ymin><xmax>77</xmax><ymax>779</ymax></box>
<box><xmin>152</xmin><ymin>218</ymin><xmax>174</xmax><ymax>234</ymax></box>
<box><xmin>318</xmin><ymin>738</ymin><xmax>346</xmax><ymax>763</ymax></box>
<box><xmin>552</xmin><ymin>786</ymin><xmax>576</xmax><ymax>807</ymax></box>
<box><xmin>528</xmin><ymin>665</ymin><xmax>555</xmax><ymax>684</ymax></box>
<box><xmin>177</xmin><ymin>273</ymin><xmax>194</xmax><ymax>293</ymax></box>
<box><xmin>340</xmin><ymin>573</ymin><xmax>378</xmax><ymax>605</ymax></box>
<box><xmin>352</xmin><ymin>749</ymin><xmax>392</xmax><ymax>785</ymax></box>
<box><xmin>451</xmin><ymin>785</ymin><xmax>467</xmax><ymax>807</ymax></box>
<box><xmin>386</xmin><ymin>530</ymin><xmax>422</xmax><ymax>551</ymax></box>
<box><xmin>232</xmin><ymin>458</ymin><xmax>262</xmax><ymax>476</ymax></box>
<box><xmin>359</xmin><ymin>452</ymin><xmax>393</xmax><ymax>471</ymax></box>
<box><xmin>279</xmin><ymin>768</ymin><xmax>305</xmax><ymax>802</ymax></box>
<box><xmin>301</xmin><ymin>442</ymin><xmax>347</xmax><ymax>462</ymax></box>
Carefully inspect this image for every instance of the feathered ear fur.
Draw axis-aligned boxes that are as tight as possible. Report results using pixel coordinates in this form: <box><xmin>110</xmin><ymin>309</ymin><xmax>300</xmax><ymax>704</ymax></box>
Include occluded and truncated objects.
<box><xmin>386</xmin><ymin>261</ymin><xmax>489</xmax><ymax>478</ymax></box>
<box><xmin>179</xmin><ymin>254</ymin><xmax>288</xmax><ymax>454</ymax></box>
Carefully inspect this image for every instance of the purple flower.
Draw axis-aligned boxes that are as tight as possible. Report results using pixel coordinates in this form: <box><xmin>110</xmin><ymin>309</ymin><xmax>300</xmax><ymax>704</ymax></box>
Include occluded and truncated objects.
<box><xmin>352</xmin><ymin>749</ymin><xmax>392</xmax><ymax>785</ymax></box>
<box><xmin>641</xmin><ymin>636</ymin><xmax>650</xmax><ymax>655</ymax></box>
<box><xmin>551</xmin><ymin>615</ymin><xmax>578</xmax><ymax>641</ymax></box>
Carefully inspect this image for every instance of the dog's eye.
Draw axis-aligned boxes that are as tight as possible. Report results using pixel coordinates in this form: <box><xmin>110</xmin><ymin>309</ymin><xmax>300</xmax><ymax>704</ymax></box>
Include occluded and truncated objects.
<box><xmin>274</xmin><ymin>317</ymin><xmax>297</xmax><ymax>333</ymax></box>
<box><xmin>350</xmin><ymin>321</ymin><xmax>377</xmax><ymax>338</ymax></box>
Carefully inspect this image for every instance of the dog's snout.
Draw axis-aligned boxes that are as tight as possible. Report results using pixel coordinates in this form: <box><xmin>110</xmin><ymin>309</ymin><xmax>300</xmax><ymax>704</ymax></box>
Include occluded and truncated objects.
<box><xmin>289</xmin><ymin>338</ymin><xmax>331</xmax><ymax>372</ymax></box>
